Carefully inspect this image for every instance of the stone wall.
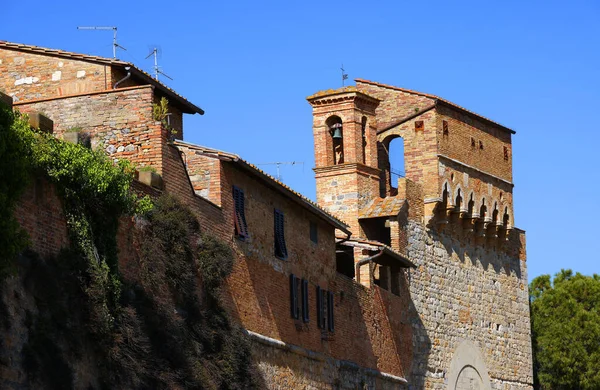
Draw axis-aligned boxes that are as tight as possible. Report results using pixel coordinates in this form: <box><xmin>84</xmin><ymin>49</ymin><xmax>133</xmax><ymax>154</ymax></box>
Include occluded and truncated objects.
<box><xmin>406</xmin><ymin>220</ymin><xmax>533</xmax><ymax>389</ymax></box>
<box><xmin>249</xmin><ymin>331</ymin><xmax>408</xmax><ymax>390</ymax></box>
<box><xmin>0</xmin><ymin>48</ymin><xmax>113</xmax><ymax>102</ymax></box>
<box><xmin>15</xmin><ymin>86</ymin><xmax>167</xmax><ymax>172</ymax></box>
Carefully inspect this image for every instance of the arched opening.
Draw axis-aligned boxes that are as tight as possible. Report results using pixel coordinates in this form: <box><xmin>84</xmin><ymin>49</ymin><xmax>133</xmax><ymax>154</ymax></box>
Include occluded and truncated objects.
<box><xmin>467</xmin><ymin>193</ymin><xmax>475</xmax><ymax>216</ymax></box>
<box><xmin>455</xmin><ymin>188</ymin><xmax>463</xmax><ymax>212</ymax></box>
<box><xmin>441</xmin><ymin>182</ymin><xmax>450</xmax><ymax>211</ymax></box>
<box><xmin>480</xmin><ymin>198</ymin><xmax>487</xmax><ymax>220</ymax></box>
<box><xmin>326</xmin><ymin>116</ymin><xmax>343</xmax><ymax>165</ymax></box>
<box><xmin>361</xmin><ymin>116</ymin><xmax>367</xmax><ymax>164</ymax></box>
<box><xmin>388</xmin><ymin>136</ymin><xmax>405</xmax><ymax>189</ymax></box>
<box><xmin>492</xmin><ymin>202</ymin><xmax>499</xmax><ymax>224</ymax></box>
<box><xmin>503</xmin><ymin>207</ymin><xmax>510</xmax><ymax>228</ymax></box>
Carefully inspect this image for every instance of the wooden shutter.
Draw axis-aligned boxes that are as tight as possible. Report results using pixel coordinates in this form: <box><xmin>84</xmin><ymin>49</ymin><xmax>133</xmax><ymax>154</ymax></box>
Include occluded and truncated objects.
<box><xmin>327</xmin><ymin>291</ymin><xmax>335</xmax><ymax>332</ymax></box>
<box><xmin>233</xmin><ymin>186</ymin><xmax>248</xmax><ymax>239</ymax></box>
<box><xmin>274</xmin><ymin>209</ymin><xmax>287</xmax><ymax>259</ymax></box>
<box><xmin>302</xmin><ymin>279</ymin><xmax>309</xmax><ymax>323</ymax></box>
<box><xmin>316</xmin><ymin>286</ymin><xmax>323</xmax><ymax>329</ymax></box>
<box><xmin>290</xmin><ymin>274</ymin><xmax>299</xmax><ymax>319</ymax></box>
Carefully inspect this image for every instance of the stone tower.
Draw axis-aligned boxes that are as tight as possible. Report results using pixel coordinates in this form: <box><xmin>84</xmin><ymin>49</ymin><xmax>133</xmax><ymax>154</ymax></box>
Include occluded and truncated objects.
<box><xmin>308</xmin><ymin>80</ymin><xmax>533</xmax><ymax>389</ymax></box>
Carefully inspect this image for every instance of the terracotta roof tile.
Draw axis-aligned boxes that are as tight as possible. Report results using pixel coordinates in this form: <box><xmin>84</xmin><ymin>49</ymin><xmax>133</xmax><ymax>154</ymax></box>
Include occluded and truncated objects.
<box><xmin>359</xmin><ymin>196</ymin><xmax>406</xmax><ymax>219</ymax></box>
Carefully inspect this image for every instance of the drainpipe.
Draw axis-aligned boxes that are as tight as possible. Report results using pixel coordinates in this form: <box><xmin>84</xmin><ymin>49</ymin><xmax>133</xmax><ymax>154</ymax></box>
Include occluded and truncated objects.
<box><xmin>355</xmin><ymin>249</ymin><xmax>384</xmax><ymax>286</ymax></box>
<box><xmin>336</xmin><ymin>231</ymin><xmax>352</xmax><ymax>245</ymax></box>
<box><xmin>113</xmin><ymin>66</ymin><xmax>131</xmax><ymax>89</ymax></box>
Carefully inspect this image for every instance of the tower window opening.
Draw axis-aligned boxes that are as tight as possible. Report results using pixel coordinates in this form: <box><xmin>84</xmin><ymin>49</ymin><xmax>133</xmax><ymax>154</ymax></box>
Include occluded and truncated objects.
<box><xmin>471</xmin><ymin>137</ymin><xmax>476</xmax><ymax>148</ymax></box>
<box><xmin>327</xmin><ymin>116</ymin><xmax>344</xmax><ymax>165</ymax></box>
<box><xmin>443</xmin><ymin>120</ymin><xmax>449</xmax><ymax>136</ymax></box>
<box><xmin>415</xmin><ymin>120</ymin><xmax>424</xmax><ymax>131</ymax></box>
<box><xmin>503</xmin><ymin>146</ymin><xmax>509</xmax><ymax>161</ymax></box>
<box><xmin>361</xmin><ymin>116</ymin><xmax>367</xmax><ymax>164</ymax></box>
<box><xmin>387</xmin><ymin>136</ymin><xmax>405</xmax><ymax>190</ymax></box>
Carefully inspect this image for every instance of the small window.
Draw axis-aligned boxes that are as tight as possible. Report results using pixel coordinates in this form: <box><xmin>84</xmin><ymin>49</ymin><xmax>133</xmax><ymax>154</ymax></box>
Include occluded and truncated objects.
<box><xmin>309</xmin><ymin>221</ymin><xmax>318</xmax><ymax>244</ymax></box>
<box><xmin>327</xmin><ymin>291</ymin><xmax>335</xmax><ymax>332</ymax></box>
<box><xmin>470</xmin><ymin>137</ymin><xmax>476</xmax><ymax>148</ymax></box>
<box><xmin>442</xmin><ymin>120</ymin><xmax>449</xmax><ymax>136</ymax></box>
<box><xmin>233</xmin><ymin>186</ymin><xmax>248</xmax><ymax>240</ymax></box>
<box><xmin>479</xmin><ymin>140</ymin><xmax>484</xmax><ymax>150</ymax></box>
<box><xmin>290</xmin><ymin>274</ymin><xmax>300</xmax><ymax>319</ymax></box>
<box><xmin>503</xmin><ymin>146</ymin><xmax>509</xmax><ymax>161</ymax></box>
<box><xmin>316</xmin><ymin>286</ymin><xmax>334</xmax><ymax>332</ymax></box>
<box><xmin>415</xmin><ymin>120</ymin><xmax>424</xmax><ymax>131</ymax></box>
<box><xmin>301</xmin><ymin>278</ymin><xmax>309</xmax><ymax>323</ymax></box>
<box><xmin>274</xmin><ymin>209</ymin><xmax>287</xmax><ymax>259</ymax></box>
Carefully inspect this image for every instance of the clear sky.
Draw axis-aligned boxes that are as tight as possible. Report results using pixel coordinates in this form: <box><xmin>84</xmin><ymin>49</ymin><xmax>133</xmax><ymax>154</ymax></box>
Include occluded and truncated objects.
<box><xmin>2</xmin><ymin>0</ymin><xmax>598</xmax><ymax>281</ymax></box>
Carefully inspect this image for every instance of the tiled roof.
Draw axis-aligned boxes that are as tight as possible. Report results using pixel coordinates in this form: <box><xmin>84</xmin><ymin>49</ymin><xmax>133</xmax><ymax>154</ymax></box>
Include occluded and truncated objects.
<box><xmin>355</xmin><ymin>78</ymin><xmax>515</xmax><ymax>134</ymax></box>
<box><xmin>337</xmin><ymin>237</ymin><xmax>414</xmax><ymax>268</ymax></box>
<box><xmin>0</xmin><ymin>40</ymin><xmax>204</xmax><ymax>115</ymax></box>
<box><xmin>174</xmin><ymin>140</ymin><xmax>351</xmax><ymax>234</ymax></box>
<box><xmin>359</xmin><ymin>196</ymin><xmax>406</xmax><ymax>219</ymax></box>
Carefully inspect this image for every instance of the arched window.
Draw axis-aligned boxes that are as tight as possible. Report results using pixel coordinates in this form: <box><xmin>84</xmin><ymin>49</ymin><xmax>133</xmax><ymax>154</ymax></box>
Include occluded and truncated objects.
<box><xmin>326</xmin><ymin>116</ymin><xmax>343</xmax><ymax>165</ymax></box>
<box><xmin>388</xmin><ymin>136</ymin><xmax>405</xmax><ymax>188</ymax></box>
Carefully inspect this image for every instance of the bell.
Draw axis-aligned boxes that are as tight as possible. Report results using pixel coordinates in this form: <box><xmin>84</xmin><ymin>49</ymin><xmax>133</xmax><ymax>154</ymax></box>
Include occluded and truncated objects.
<box><xmin>330</xmin><ymin>123</ymin><xmax>343</xmax><ymax>139</ymax></box>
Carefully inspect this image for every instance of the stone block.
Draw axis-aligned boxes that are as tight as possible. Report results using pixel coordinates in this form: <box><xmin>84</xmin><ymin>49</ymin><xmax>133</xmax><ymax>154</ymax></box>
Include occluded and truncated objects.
<box><xmin>28</xmin><ymin>112</ymin><xmax>53</xmax><ymax>133</ymax></box>
<box><xmin>138</xmin><ymin>170</ymin><xmax>163</xmax><ymax>190</ymax></box>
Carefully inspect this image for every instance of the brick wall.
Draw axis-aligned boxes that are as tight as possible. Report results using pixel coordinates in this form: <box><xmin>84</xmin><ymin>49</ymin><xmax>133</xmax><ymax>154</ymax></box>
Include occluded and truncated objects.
<box><xmin>0</xmin><ymin>48</ymin><xmax>113</xmax><ymax>102</ymax></box>
<box><xmin>15</xmin><ymin>86</ymin><xmax>168</xmax><ymax>172</ymax></box>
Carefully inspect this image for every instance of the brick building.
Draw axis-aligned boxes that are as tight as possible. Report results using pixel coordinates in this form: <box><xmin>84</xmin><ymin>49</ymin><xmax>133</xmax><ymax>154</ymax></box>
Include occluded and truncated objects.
<box><xmin>0</xmin><ymin>41</ymin><xmax>533</xmax><ymax>389</ymax></box>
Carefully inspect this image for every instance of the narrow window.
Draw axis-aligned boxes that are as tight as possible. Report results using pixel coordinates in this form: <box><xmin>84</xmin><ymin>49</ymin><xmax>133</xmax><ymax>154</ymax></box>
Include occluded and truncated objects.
<box><xmin>301</xmin><ymin>278</ymin><xmax>309</xmax><ymax>323</ymax></box>
<box><xmin>316</xmin><ymin>286</ymin><xmax>326</xmax><ymax>329</ymax></box>
<box><xmin>442</xmin><ymin>120</ymin><xmax>449</xmax><ymax>136</ymax></box>
<box><xmin>274</xmin><ymin>209</ymin><xmax>287</xmax><ymax>259</ymax></box>
<box><xmin>470</xmin><ymin>137</ymin><xmax>476</xmax><ymax>148</ymax></box>
<box><xmin>415</xmin><ymin>120</ymin><xmax>424</xmax><ymax>131</ymax></box>
<box><xmin>233</xmin><ymin>186</ymin><xmax>249</xmax><ymax>240</ymax></box>
<box><xmin>309</xmin><ymin>221</ymin><xmax>318</xmax><ymax>244</ymax></box>
<box><xmin>327</xmin><ymin>290</ymin><xmax>335</xmax><ymax>332</ymax></box>
<box><xmin>479</xmin><ymin>140</ymin><xmax>484</xmax><ymax>150</ymax></box>
<box><xmin>503</xmin><ymin>146</ymin><xmax>509</xmax><ymax>161</ymax></box>
<box><xmin>290</xmin><ymin>274</ymin><xmax>299</xmax><ymax>319</ymax></box>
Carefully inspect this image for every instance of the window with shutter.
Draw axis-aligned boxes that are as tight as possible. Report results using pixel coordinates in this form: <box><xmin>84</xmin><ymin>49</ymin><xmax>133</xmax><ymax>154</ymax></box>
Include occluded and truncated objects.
<box><xmin>309</xmin><ymin>221</ymin><xmax>318</xmax><ymax>244</ymax></box>
<box><xmin>327</xmin><ymin>291</ymin><xmax>335</xmax><ymax>332</ymax></box>
<box><xmin>274</xmin><ymin>209</ymin><xmax>287</xmax><ymax>259</ymax></box>
<box><xmin>290</xmin><ymin>274</ymin><xmax>299</xmax><ymax>319</ymax></box>
<box><xmin>232</xmin><ymin>186</ymin><xmax>249</xmax><ymax>240</ymax></box>
<box><xmin>316</xmin><ymin>286</ymin><xmax>323</xmax><ymax>329</ymax></box>
<box><xmin>302</xmin><ymin>279</ymin><xmax>309</xmax><ymax>323</ymax></box>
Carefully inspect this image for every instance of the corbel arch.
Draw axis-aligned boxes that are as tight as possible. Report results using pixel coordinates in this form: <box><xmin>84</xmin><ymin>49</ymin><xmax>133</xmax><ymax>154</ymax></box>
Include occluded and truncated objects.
<box><xmin>454</xmin><ymin>185</ymin><xmax>465</xmax><ymax>213</ymax></box>
<box><xmin>441</xmin><ymin>180</ymin><xmax>454</xmax><ymax>208</ymax></box>
<box><xmin>466</xmin><ymin>191</ymin><xmax>476</xmax><ymax>217</ymax></box>
<box><xmin>446</xmin><ymin>340</ymin><xmax>492</xmax><ymax>390</ymax></box>
<box><xmin>479</xmin><ymin>196</ymin><xmax>489</xmax><ymax>221</ymax></box>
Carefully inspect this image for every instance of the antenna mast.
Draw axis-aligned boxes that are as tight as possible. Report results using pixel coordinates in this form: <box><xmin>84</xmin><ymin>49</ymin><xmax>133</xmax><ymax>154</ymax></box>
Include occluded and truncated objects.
<box><xmin>145</xmin><ymin>47</ymin><xmax>173</xmax><ymax>81</ymax></box>
<box><xmin>77</xmin><ymin>26</ymin><xmax>126</xmax><ymax>58</ymax></box>
<box><xmin>256</xmin><ymin>161</ymin><xmax>304</xmax><ymax>181</ymax></box>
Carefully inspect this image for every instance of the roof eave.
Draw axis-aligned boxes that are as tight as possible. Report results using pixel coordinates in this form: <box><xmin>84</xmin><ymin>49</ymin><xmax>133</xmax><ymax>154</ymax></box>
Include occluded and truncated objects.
<box><xmin>233</xmin><ymin>160</ymin><xmax>351</xmax><ymax>234</ymax></box>
<box><xmin>129</xmin><ymin>68</ymin><xmax>205</xmax><ymax>115</ymax></box>
<box><xmin>435</xmin><ymin>100</ymin><xmax>515</xmax><ymax>134</ymax></box>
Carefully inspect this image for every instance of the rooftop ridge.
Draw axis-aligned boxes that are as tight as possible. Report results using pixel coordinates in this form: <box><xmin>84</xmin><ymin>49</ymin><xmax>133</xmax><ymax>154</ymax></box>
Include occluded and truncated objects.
<box><xmin>0</xmin><ymin>40</ymin><xmax>204</xmax><ymax>115</ymax></box>
<box><xmin>355</xmin><ymin>78</ymin><xmax>515</xmax><ymax>134</ymax></box>
<box><xmin>174</xmin><ymin>140</ymin><xmax>351</xmax><ymax>233</ymax></box>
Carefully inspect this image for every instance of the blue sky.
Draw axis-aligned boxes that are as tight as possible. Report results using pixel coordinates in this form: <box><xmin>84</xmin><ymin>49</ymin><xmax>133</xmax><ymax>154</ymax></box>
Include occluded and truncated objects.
<box><xmin>2</xmin><ymin>0</ymin><xmax>598</xmax><ymax>281</ymax></box>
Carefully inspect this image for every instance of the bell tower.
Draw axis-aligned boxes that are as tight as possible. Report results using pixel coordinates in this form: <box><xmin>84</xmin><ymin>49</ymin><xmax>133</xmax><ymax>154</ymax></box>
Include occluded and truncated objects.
<box><xmin>307</xmin><ymin>87</ymin><xmax>381</xmax><ymax>236</ymax></box>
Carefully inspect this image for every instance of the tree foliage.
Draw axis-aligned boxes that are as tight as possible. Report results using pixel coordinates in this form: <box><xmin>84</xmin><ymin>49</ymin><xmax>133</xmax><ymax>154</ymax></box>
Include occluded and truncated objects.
<box><xmin>530</xmin><ymin>269</ymin><xmax>600</xmax><ymax>389</ymax></box>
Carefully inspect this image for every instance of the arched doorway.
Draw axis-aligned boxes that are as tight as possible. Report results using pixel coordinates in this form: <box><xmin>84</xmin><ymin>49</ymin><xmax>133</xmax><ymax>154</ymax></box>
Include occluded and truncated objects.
<box><xmin>446</xmin><ymin>340</ymin><xmax>492</xmax><ymax>390</ymax></box>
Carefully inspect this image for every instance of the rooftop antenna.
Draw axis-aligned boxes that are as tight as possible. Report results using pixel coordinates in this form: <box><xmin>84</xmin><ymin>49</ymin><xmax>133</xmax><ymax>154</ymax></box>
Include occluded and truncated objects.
<box><xmin>77</xmin><ymin>26</ymin><xmax>126</xmax><ymax>59</ymax></box>
<box><xmin>341</xmin><ymin>64</ymin><xmax>348</xmax><ymax>87</ymax></box>
<box><xmin>256</xmin><ymin>161</ymin><xmax>304</xmax><ymax>181</ymax></box>
<box><xmin>145</xmin><ymin>47</ymin><xmax>173</xmax><ymax>81</ymax></box>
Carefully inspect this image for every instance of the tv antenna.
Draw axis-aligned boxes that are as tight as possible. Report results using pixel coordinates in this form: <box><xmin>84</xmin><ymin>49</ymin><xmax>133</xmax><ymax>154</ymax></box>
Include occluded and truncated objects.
<box><xmin>256</xmin><ymin>161</ymin><xmax>304</xmax><ymax>181</ymax></box>
<box><xmin>77</xmin><ymin>26</ymin><xmax>126</xmax><ymax>59</ymax></box>
<box><xmin>341</xmin><ymin>64</ymin><xmax>348</xmax><ymax>87</ymax></box>
<box><xmin>145</xmin><ymin>47</ymin><xmax>173</xmax><ymax>81</ymax></box>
